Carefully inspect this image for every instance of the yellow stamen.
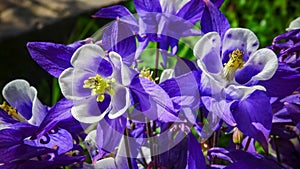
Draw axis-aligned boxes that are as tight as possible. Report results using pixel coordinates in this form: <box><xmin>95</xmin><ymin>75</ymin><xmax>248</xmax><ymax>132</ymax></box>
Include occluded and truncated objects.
<box><xmin>139</xmin><ymin>67</ymin><xmax>158</xmax><ymax>82</ymax></box>
<box><xmin>0</xmin><ymin>101</ymin><xmax>26</xmax><ymax>122</ymax></box>
<box><xmin>83</xmin><ymin>74</ymin><xmax>115</xmax><ymax>102</ymax></box>
<box><xmin>223</xmin><ymin>49</ymin><xmax>245</xmax><ymax>81</ymax></box>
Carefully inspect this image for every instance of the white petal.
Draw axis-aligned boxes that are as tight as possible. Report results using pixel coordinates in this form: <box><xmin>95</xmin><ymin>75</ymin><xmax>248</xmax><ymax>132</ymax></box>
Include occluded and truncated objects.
<box><xmin>2</xmin><ymin>79</ymin><xmax>47</xmax><ymax>125</ymax></box>
<box><xmin>286</xmin><ymin>17</ymin><xmax>300</xmax><ymax>31</ymax></box>
<box><xmin>71</xmin><ymin>96</ymin><xmax>110</xmax><ymax>123</ymax></box>
<box><xmin>222</xmin><ymin>28</ymin><xmax>259</xmax><ymax>62</ymax></box>
<box><xmin>109</xmin><ymin>51</ymin><xmax>137</xmax><ymax>86</ymax></box>
<box><xmin>159</xmin><ymin>69</ymin><xmax>175</xmax><ymax>83</ymax></box>
<box><xmin>225</xmin><ymin>84</ymin><xmax>266</xmax><ymax>100</ymax></box>
<box><xmin>59</xmin><ymin>68</ymin><xmax>93</xmax><ymax>100</ymax></box>
<box><xmin>108</xmin><ymin>85</ymin><xmax>131</xmax><ymax>119</ymax></box>
<box><xmin>244</xmin><ymin>48</ymin><xmax>278</xmax><ymax>83</ymax></box>
<box><xmin>160</xmin><ymin>0</ymin><xmax>189</xmax><ymax>14</ymax></box>
<box><xmin>71</xmin><ymin>44</ymin><xmax>107</xmax><ymax>73</ymax></box>
<box><xmin>194</xmin><ymin>32</ymin><xmax>223</xmax><ymax>77</ymax></box>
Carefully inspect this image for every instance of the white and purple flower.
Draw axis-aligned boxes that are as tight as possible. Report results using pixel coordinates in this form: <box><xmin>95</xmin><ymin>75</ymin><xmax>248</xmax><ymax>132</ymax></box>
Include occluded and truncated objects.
<box><xmin>59</xmin><ymin>44</ymin><xmax>137</xmax><ymax>123</ymax></box>
<box><xmin>0</xmin><ymin>79</ymin><xmax>84</xmax><ymax>168</ymax></box>
<box><xmin>194</xmin><ymin>28</ymin><xmax>278</xmax><ymax>151</ymax></box>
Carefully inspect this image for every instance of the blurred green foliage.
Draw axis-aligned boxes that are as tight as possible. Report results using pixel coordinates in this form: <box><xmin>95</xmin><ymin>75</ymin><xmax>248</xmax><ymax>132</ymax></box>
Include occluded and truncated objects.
<box><xmin>221</xmin><ymin>0</ymin><xmax>300</xmax><ymax>47</ymax></box>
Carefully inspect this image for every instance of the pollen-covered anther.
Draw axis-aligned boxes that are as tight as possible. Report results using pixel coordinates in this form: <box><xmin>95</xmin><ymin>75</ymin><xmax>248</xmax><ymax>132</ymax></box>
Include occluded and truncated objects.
<box><xmin>0</xmin><ymin>101</ymin><xmax>26</xmax><ymax>122</ymax></box>
<box><xmin>139</xmin><ymin>67</ymin><xmax>159</xmax><ymax>82</ymax></box>
<box><xmin>83</xmin><ymin>74</ymin><xmax>115</xmax><ymax>102</ymax></box>
<box><xmin>223</xmin><ymin>49</ymin><xmax>245</xmax><ymax>81</ymax></box>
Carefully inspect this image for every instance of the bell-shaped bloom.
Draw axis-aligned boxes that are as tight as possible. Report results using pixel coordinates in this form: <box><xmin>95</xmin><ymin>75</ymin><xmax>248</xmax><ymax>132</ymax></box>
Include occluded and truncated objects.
<box><xmin>59</xmin><ymin>44</ymin><xmax>137</xmax><ymax>123</ymax></box>
<box><xmin>194</xmin><ymin>28</ymin><xmax>278</xmax><ymax>152</ymax></box>
<box><xmin>0</xmin><ymin>79</ymin><xmax>85</xmax><ymax>168</ymax></box>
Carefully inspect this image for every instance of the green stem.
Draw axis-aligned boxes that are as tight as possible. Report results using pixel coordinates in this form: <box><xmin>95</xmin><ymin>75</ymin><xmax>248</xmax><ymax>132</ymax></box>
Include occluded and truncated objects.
<box><xmin>154</xmin><ymin>42</ymin><xmax>160</xmax><ymax>78</ymax></box>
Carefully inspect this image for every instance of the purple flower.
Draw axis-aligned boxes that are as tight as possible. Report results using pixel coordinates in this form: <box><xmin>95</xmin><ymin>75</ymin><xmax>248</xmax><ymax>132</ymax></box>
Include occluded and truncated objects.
<box><xmin>0</xmin><ymin>127</ymin><xmax>85</xmax><ymax>168</ymax></box>
<box><xmin>0</xmin><ymin>80</ymin><xmax>85</xmax><ymax>168</ymax></box>
<box><xmin>194</xmin><ymin>28</ymin><xmax>278</xmax><ymax>151</ymax></box>
<box><xmin>259</xmin><ymin>17</ymin><xmax>300</xmax><ymax>98</ymax></box>
<box><xmin>59</xmin><ymin>44</ymin><xmax>137</xmax><ymax>123</ymax></box>
<box><xmin>94</xmin><ymin>0</ymin><xmax>206</xmax><ymax>67</ymax></box>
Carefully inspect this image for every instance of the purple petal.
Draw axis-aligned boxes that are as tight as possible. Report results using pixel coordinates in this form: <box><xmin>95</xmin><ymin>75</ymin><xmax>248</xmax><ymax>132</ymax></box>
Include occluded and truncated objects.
<box><xmin>96</xmin><ymin>116</ymin><xmax>126</xmax><ymax>154</ymax></box>
<box><xmin>0</xmin><ymin>128</ymin><xmax>54</xmax><ymax>163</ymax></box>
<box><xmin>231</xmin><ymin>90</ymin><xmax>272</xmax><ymax>152</ymax></box>
<box><xmin>212</xmin><ymin>0</ymin><xmax>225</xmax><ymax>8</ymax></box>
<box><xmin>235</xmin><ymin>48</ymin><xmax>278</xmax><ymax>85</ymax></box>
<box><xmin>2</xmin><ymin>79</ymin><xmax>47</xmax><ymax>125</ymax></box>
<box><xmin>27</xmin><ymin>40</ymin><xmax>88</xmax><ymax>78</ymax></box>
<box><xmin>102</xmin><ymin>20</ymin><xmax>136</xmax><ymax>66</ymax></box>
<box><xmin>177</xmin><ymin>0</ymin><xmax>205</xmax><ymax>24</ymax></box>
<box><xmin>134</xmin><ymin>0</ymin><xmax>162</xmax><ymax>13</ymax></box>
<box><xmin>201</xmin><ymin>0</ymin><xmax>230</xmax><ymax>38</ymax></box>
<box><xmin>34</xmin><ymin>98</ymin><xmax>73</xmax><ymax>138</ymax></box>
<box><xmin>130</xmin><ymin>77</ymin><xmax>179</xmax><ymax>122</ymax></box>
<box><xmin>0</xmin><ymin>108</ymin><xmax>19</xmax><ymax>124</ymax></box>
<box><xmin>258</xmin><ymin>62</ymin><xmax>300</xmax><ymax>98</ymax></box>
<box><xmin>208</xmin><ymin>147</ymin><xmax>282</xmax><ymax>169</ymax></box>
<box><xmin>159</xmin><ymin>71</ymin><xmax>201</xmax><ymax>111</ymax></box>
<box><xmin>186</xmin><ymin>134</ymin><xmax>206</xmax><ymax>169</ymax></box>
<box><xmin>24</xmin><ymin>128</ymin><xmax>73</xmax><ymax>155</ymax></box>
<box><xmin>93</xmin><ymin>5</ymin><xmax>138</xmax><ymax>31</ymax></box>
<box><xmin>281</xmin><ymin>93</ymin><xmax>300</xmax><ymax>104</ymax></box>
<box><xmin>222</xmin><ymin>28</ymin><xmax>259</xmax><ymax>64</ymax></box>
<box><xmin>285</xmin><ymin>102</ymin><xmax>300</xmax><ymax>126</ymax></box>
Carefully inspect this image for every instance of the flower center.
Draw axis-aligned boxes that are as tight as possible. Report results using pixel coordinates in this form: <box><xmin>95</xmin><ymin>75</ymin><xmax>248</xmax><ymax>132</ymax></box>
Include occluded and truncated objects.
<box><xmin>223</xmin><ymin>49</ymin><xmax>245</xmax><ymax>81</ymax></box>
<box><xmin>139</xmin><ymin>67</ymin><xmax>158</xmax><ymax>82</ymax></box>
<box><xmin>83</xmin><ymin>74</ymin><xmax>115</xmax><ymax>102</ymax></box>
<box><xmin>0</xmin><ymin>101</ymin><xmax>26</xmax><ymax>122</ymax></box>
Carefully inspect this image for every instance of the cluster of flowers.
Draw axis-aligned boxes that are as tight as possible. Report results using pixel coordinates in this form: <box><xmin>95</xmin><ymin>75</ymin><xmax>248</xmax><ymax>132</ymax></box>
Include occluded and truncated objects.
<box><xmin>1</xmin><ymin>0</ymin><xmax>300</xmax><ymax>168</ymax></box>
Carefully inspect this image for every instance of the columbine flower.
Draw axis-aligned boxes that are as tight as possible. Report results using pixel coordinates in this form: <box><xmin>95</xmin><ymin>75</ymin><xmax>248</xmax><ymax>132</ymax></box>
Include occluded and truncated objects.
<box><xmin>0</xmin><ymin>79</ymin><xmax>84</xmax><ymax>168</ymax></box>
<box><xmin>59</xmin><ymin>44</ymin><xmax>137</xmax><ymax>123</ymax></box>
<box><xmin>93</xmin><ymin>0</ymin><xmax>207</xmax><ymax>67</ymax></box>
<box><xmin>194</xmin><ymin>28</ymin><xmax>278</xmax><ymax>151</ymax></box>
